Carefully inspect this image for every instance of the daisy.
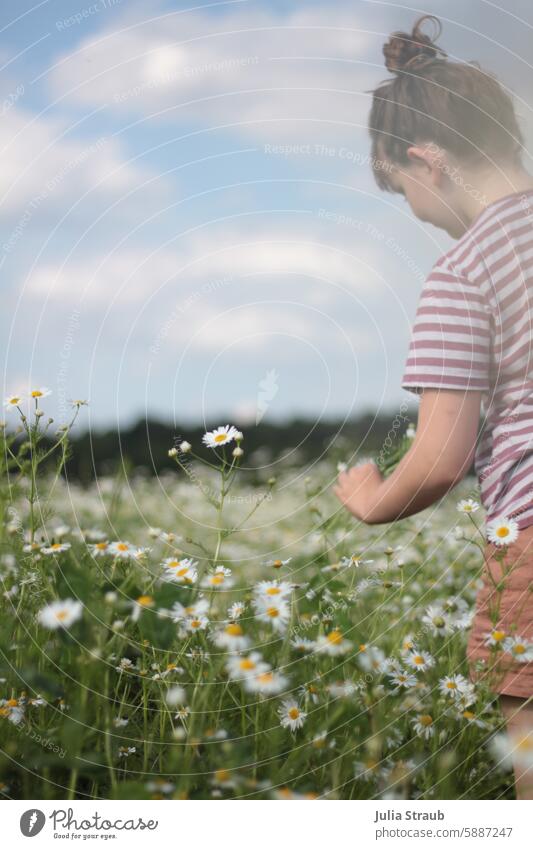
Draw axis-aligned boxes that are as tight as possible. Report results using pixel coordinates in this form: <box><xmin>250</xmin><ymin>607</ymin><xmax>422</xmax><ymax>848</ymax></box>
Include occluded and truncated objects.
<box><xmin>340</xmin><ymin>554</ymin><xmax>374</xmax><ymax>568</ymax></box>
<box><xmin>457</xmin><ymin>709</ymin><xmax>486</xmax><ymax>728</ymax></box>
<box><xmin>405</xmin><ymin>650</ymin><xmax>435</xmax><ymax>672</ymax></box>
<box><xmin>316</xmin><ymin>629</ymin><xmax>352</xmax><ymax>656</ymax></box>
<box><xmin>290</xmin><ymin>637</ymin><xmax>316</xmax><ymax>653</ymax></box>
<box><xmin>422</xmin><ymin>605</ymin><xmax>453</xmax><ymax>636</ymax></box>
<box><xmin>202</xmin><ymin>565</ymin><xmax>233</xmax><ymax>589</ymax></box>
<box><xmin>263</xmin><ymin>557</ymin><xmax>292</xmax><ymax>569</ymax></box>
<box><xmin>491</xmin><ymin>731</ymin><xmax>533</xmax><ymax>770</ymax></box>
<box><xmin>484</xmin><ymin>628</ymin><xmax>507</xmax><ymax>647</ymax></box>
<box><xmin>38</xmin><ymin>599</ymin><xmax>82</xmax><ymax>630</ymax></box>
<box><xmin>411</xmin><ymin>713</ymin><xmax>435</xmax><ymax>740</ymax></box>
<box><xmin>388</xmin><ymin>669</ymin><xmax>418</xmax><ymax>690</ymax></box>
<box><xmin>41</xmin><ymin>542</ymin><xmax>71</xmax><ymax>555</ymax></box>
<box><xmin>503</xmin><ymin>636</ymin><xmax>533</xmax><ymax>662</ymax></box>
<box><xmin>254</xmin><ymin>580</ymin><xmax>293</xmax><ymax>599</ymax></box>
<box><xmin>0</xmin><ymin>699</ymin><xmax>24</xmax><ymax>725</ymax></box>
<box><xmin>326</xmin><ymin>681</ymin><xmax>357</xmax><ymax>699</ymax></box>
<box><xmin>357</xmin><ymin>645</ymin><xmax>387</xmax><ymax>673</ymax></box>
<box><xmin>278</xmin><ymin>699</ymin><xmax>307</xmax><ymax>732</ymax></box>
<box><xmin>202</xmin><ymin>425</ymin><xmax>239</xmax><ymax>449</ymax></box>
<box><xmin>4</xmin><ymin>393</ymin><xmax>24</xmax><ymax>411</ymax></box>
<box><xmin>162</xmin><ymin>558</ymin><xmax>198</xmax><ymax>585</ymax></box>
<box><xmin>253</xmin><ymin>596</ymin><xmax>291</xmax><ymax>633</ymax></box>
<box><xmin>227</xmin><ymin>601</ymin><xmax>246</xmax><ymax>620</ymax></box>
<box><xmin>211</xmin><ymin>623</ymin><xmax>250</xmax><ymax>652</ymax></box>
<box><xmin>226</xmin><ymin>652</ymin><xmax>268</xmax><ymax>680</ymax></box>
<box><xmin>400</xmin><ymin>634</ymin><xmax>417</xmax><ymax>654</ymax></box>
<box><xmin>89</xmin><ymin>541</ymin><xmax>110</xmax><ymax>557</ymax></box>
<box><xmin>29</xmin><ymin>387</ymin><xmax>51</xmax><ymax>400</ymax></box>
<box><xmin>457</xmin><ymin>499</ymin><xmax>480</xmax><ymax>514</ymax></box>
<box><xmin>172</xmin><ymin>597</ymin><xmax>209</xmax><ymax>622</ymax></box>
<box><xmin>131</xmin><ymin>595</ymin><xmax>155</xmax><ymax>622</ymax></box>
<box><xmin>486</xmin><ymin>517</ymin><xmax>519</xmax><ymax>547</ymax></box>
<box><xmin>438</xmin><ymin>674</ymin><xmax>471</xmax><ymax>699</ymax></box>
<box><xmin>245</xmin><ymin>669</ymin><xmax>289</xmax><ymax>695</ymax></box>
<box><xmin>184</xmin><ymin>615</ymin><xmax>209</xmax><ymax>633</ymax></box>
<box><xmin>109</xmin><ymin>541</ymin><xmax>137</xmax><ymax>560</ymax></box>
<box><xmin>118</xmin><ymin>746</ymin><xmax>136</xmax><ymax>758</ymax></box>
<box><xmin>116</xmin><ymin>657</ymin><xmax>136</xmax><ymax>673</ymax></box>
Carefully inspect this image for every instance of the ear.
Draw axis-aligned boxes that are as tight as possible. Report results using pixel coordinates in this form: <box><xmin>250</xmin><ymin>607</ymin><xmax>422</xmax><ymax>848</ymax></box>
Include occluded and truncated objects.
<box><xmin>407</xmin><ymin>144</ymin><xmax>445</xmax><ymax>187</ymax></box>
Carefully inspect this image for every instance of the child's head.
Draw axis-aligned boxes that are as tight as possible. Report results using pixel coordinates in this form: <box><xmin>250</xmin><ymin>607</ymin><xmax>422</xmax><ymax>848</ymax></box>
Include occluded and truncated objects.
<box><xmin>369</xmin><ymin>16</ymin><xmax>525</xmax><ymax>236</ymax></box>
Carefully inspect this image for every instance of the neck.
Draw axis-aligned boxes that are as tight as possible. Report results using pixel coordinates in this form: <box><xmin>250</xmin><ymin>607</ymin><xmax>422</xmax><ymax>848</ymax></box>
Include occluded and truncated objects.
<box><xmin>460</xmin><ymin>164</ymin><xmax>533</xmax><ymax>228</ymax></box>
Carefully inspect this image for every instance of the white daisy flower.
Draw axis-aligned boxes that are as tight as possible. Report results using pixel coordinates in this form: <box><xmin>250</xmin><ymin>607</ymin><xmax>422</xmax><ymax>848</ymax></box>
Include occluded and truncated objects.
<box><xmin>486</xmin><ymin>517</ymin><xmax>519</xmax><ymax>546</ymax></box>
<box><xmin>278</xmin><ymin>699</ymin><xmax>307</xmax><ymax>732</ymax></box>
<box><xmin>326</xmin><ymin>681</ymin><xmax>357</xmax><ymax>699</ymax></box>
<box><xmin>411</xmin><ymin>713</ymin><xmax>435</xmax><ymax>739</ymax></box>
<box><xmin>252</xmin><ymin>596</ymin><xmax>291</xmax><ymax>633</ymax></box>
<box><xmin>0</xmin><ymin>699</ymin><xmax>24</xmax><ymax>725</ymax></box>
<box><xmin>422</xmin><ymin>605</ymin><xmax>453</xmax><ymax>636</ymax></box>
<box><xmin>457</xmin><ymin>709</ymin><xmax>486</xmax><ymax>728</ymax></box>
<box><xmin>202</xmin><ymin>565</ymin><xmax>234</xmax><ymax>589</ymax></box>
<box><xmin>109</xmin><ymin>541</ymin><xmax>137</xmax><ymax>560</ymax></box>
<box><xmin>291</xmin><ymin>637</ymin><xmax>316</xmax><ymax>653</ymax></box>
<box><xmin>484</xmin><ymin>628</ymin><xmax>507</xmax><ymax>647</ymax></box>
<box><xmin>438</xmin><ymin>674</ymin><xmax>471</xmax><ymax>699</ymax></box>
<box><xmin>253</xmin><ymin>580</ymin><xmax>293</xmax><ymax>599</ymax></box>
<box><xmin>227</xmin><ymin>601</ymin><xmax>246</xmax><ymax>620</ymax></box>
<box><xmin>179</xmin><ymin>441</ymin><xmax>192</xmax><ymax>453</ymax></box>
<box><xmin>316</xmin><ymin>629</ymin><xmax>352</xmax><ymax>656</ymax></box>
<box><xmin>244</xmin><ymin>669</ymin><xmax>289</xmax><ymax>695</ymax></box>
<box><xmin>88</xmin><ymin>541</ymin><xmax>110</xmax><ymax>557</ymax></box>
<box><xmin>184</xmin><ymin>615</ymin><xmax>209</xmax><ymax>633</ymax></box>
<box><xmin>211</xmin><ymin>623</ymin><xmax>250</xmax><ymax>651</ymax></box>
<box><xmin>262</xmin><ymin>557</ymin><xmax>292</xmax><ymax>570</ymax></box>
<box><xmin>162</xmin><ymin>558</ymin><xmax>198</xmax><ymax>585</ymax></box>
<box><xmin>131</xmin><ymin>595</ymin><xmax>155</xmax><ymax>622</ymax></box>
<box><xmin>491</xmin><ymin>731</ymin><xmax>533</xmax><ymax>770</ymax></box>
<box><xmin>457</xmin><ymin>499</ymin><xmax>480</xmax><ymax>514</ymax></box>
<box><xmin>29</xmin><ymin>387</ymin><xmax>51</xmax><ymax>400</ymax></box>
<box><xmin>202</xmin><ymin>425</ymin><xmax>240</xmax><ymax>449</ymax></box>
<box><xmin>405</xmin><ymin>650</ymin><xmax>435</xmax><ymax>672</ymax></box>
<box><xmin>503</xmin><ymin>636</ymin><xmax>533</xmax><ymax>662</ymax></box>
<box><xmin>357</xmin><ymin>645</ymin><xmax>386</xmax><ymax>673</ymax></box>
<box><xmin>41</xmin><ymin>542</ymin><xmax>71</xmax><ymax>555</ymax></box>
<box><xmin>388</xmin><ymin>669</ymin><xmax>418</xmax><ymax>690</ymax></box>
<box><xmin>340</xmin><ymin>554</ymin><xmax>374</xmax><ymax>568</ymax></box>
<box><xmin>226</xmin><ymin>652</ymin><xmax>268</xmax><ymax>680</ymax></box>
<box><xmin>4</xmin><ymin>393</ymin><xmax>25</xmax><ymax>411</ymax></box>
<box><xmin>118</xmin><ymin>746</ymin><xmax>136</xmax><ymax>758</ymax></box>
<box><xmin>38</xmin><ymin>599</ymin><xmax>82</xmax><ymax>630</ymax></box>
<box><xmin>172</xmin><ymin>597</ymin><xmax>209</xmax><ymax>621</ymax></box>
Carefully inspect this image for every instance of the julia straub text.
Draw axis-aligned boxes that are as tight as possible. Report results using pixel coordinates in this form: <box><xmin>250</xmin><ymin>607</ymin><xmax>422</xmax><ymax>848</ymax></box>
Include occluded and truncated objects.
<box><xmin>373</xmin><ymin>809</ymin><xmax>445</xmax><ymax>823</ymax></box>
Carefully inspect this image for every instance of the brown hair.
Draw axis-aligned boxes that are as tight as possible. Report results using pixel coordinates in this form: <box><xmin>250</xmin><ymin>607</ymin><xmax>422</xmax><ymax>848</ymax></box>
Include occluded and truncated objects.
<box><xmin>369</xmin><ymin>16</ymin><xmax>524</xmax><ymax>191</ymax></box>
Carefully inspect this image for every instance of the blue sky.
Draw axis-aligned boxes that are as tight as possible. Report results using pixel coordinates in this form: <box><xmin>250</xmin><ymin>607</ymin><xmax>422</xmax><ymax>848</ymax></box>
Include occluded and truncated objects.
<box><xmin>2</xmin><ymin>0</ymin><xmax>533</xmax><ymax>430</ymax></box>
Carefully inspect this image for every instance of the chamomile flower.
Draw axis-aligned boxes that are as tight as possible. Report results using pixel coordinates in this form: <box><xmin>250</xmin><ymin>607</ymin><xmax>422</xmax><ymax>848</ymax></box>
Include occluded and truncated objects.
<box><xmin>29</xmin><ymin>387</ymin><xmax>51</xmax><ymax>400</ymax></box>
<box><xmin>109</xmin><ymin>541</ymin><xmax>137</xmax><ymax>560</ymax></box>
<box><xmin>211</xmin><ymin>623</ymin><xmax>250</xmax><ymax>652</ymax></box>
<box><xmin>411</xmin><ymin>713</ymin><xmax>435</xmax><ymax>739</ymax></box>
<box><xmin>326</xmin><ymin>681</ymin><xmax>357</xmax><ymax>699</ymax></box>
<box><xmin>226</xmin><ymin>652</ymin><xmax>268</xmax><ymax>681</ymax></box>
<box><xmin>4</xmin><ymin>393</ymin><xmax>24</xmax><ymax>411</ymax></box>
<box><xmin>88</xmin><ymin>541</ymin><xmax>110</xmax><ymax>557</ymax></box>
<box><xmin>388</xmin><ymin>669</ymin><xmax>418</xmax><ymax>690</ymax></box>
<box><xmin>41</xmin><ymin>542</ymin><xmax>71</xmax><ymax>555</ymax></box>
<box><xmin>484</xmin><ymin>628</ymin><xmax>507</xmax><ymax>647</ymax></box>
<box><xmin>202</xmin><ymin>565</ymin><xmax>233</xmax><ymax>589</ymax></box>
<box><xmin>0</xmin><ymin>699</ymin><xmax>24</xmax><ymax>725</ymax></box>
<box><xmin>171</xmin><ymin>597</ymin><xmax>209</xmax><ymax>622</ymax></box>
<box><xmin>278</xmin><ymin>699</ymin><xmax>307</xmax><ymax>732</ymax></box>
<box><xmin>202</xmin><ymin>425</ymin><xmax>239</xmax><ymax>449</ymax></box>
<box><xmin>162</xmin><ymin>558</ymin><xmax>198</xmax><ymax>585</ymax></box>
<box><xmin>254</xmin><ymin>579</ymin><xmax>293</xmax><ymax>599</ymax></box>
<box><xmin>438</xmin><ymin>674</ymin><xmax>471</xmax><ymax>699</ymax></box>
<box><xmin>457</xmin><ymin>499</ymin><xmax>480</xmax><ymax>514</ymax></box>
<box><xmin>38</xmin><ymin>599</ymin><xmax>83</xmax><ymax>630</ymax></box>
<box><xmin>486</xmin><ymin>517</ymin><xmax>519</xmax><ymax>546</ymax></box>
<box><xmin>503</xmin><ymin>636</ymin><xmax>533</xmax><ymax>662</ymax></box>
<box><xmin>291</xmin><ymin>637</ymin><xmax>316</xmax><ymax>653</ymax></box>
<box><xmin>422</xmin><ymin>605</ymin><xmax>453</xmax><ymax>636</ymax></box>
<box><xmin>457</xmin><ymin>709</ymin><xmax>486</xmax><ymax>728</ymax></box>
<box><xmin>405</xmin><ymin>650</ymin><xmax>435</xmax><ymax>672</ymax></box>
<box><xmin>227</xmin><ymin>601</ymin><xmax>246</xmax><ymax>620</ymax></box>
<box><xmin>244</xmin><ymin>669</ymin><xmax>289</xmax><ymax>695</ymax></box>
<box><xmin>491</xmin><ymin>731</ymin><xmax>533</xmax><ymax>770</ymax></box>
<box><xmin>357</xmin><ymin>645</ymin><xmax>387</xmax><ymax>673</ymax></box>
<box><xmin>131</xmin><ymin>595</ymin><xmax>155</xmax><ymax>622</ymax></box>
<box><xmin>340</xmin><ymin>554</ymin><xmax>374</xmax><ymax>568</ymax></box>
<box><xmin>316</xmin><ymin>629</ymin><xmax>352</xmax><ymax>656</ymax></box>
<box><xmin>253</xmin><ymin>596</ymin><xmax>291</xmax><ymax>633</ymax></box>
<box><xmin>263</xmin><ymin>557</ymin><xmax>292</xmax><ymax>569</ymax></box>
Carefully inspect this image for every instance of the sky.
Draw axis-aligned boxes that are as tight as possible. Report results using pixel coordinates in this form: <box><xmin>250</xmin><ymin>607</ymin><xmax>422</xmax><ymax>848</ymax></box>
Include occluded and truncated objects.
<box><xmin>2</xmin><ymin>0</ymin><xmax>533</xmax><ymax>432</ymax></box>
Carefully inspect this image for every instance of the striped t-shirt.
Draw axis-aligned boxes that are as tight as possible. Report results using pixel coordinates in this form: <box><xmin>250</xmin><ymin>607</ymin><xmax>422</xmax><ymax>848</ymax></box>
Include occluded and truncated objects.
<box><xmin>402</xmin><ymin>188</ymin><xmax>533</xmax><ymax>528</ymax></box>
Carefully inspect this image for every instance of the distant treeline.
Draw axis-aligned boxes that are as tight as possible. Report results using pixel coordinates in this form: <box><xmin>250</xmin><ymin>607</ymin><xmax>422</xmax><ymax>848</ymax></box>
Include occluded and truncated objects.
<box><xmin>57</xmin><ymin>412</ymin><xmax>414</xmax><ymax>483</ymax></box>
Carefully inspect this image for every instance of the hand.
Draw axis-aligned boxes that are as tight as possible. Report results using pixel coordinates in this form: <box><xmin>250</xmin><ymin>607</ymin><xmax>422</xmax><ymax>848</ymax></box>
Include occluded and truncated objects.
<box><xmin>333</xmin><ymin>462</ymin><xmax>384</xmax><ymax>522</ymax></box>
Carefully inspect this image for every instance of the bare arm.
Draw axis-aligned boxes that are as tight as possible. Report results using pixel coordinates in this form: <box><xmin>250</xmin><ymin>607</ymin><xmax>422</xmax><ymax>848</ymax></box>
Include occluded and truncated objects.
<box><xmin>334</xmin><ymin>389</ymin><xmax>481</xmax><ymax>524</ymax></box>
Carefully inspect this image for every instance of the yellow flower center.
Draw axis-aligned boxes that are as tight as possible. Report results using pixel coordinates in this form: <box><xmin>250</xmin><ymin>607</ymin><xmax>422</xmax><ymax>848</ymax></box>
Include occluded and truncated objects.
<box><xmin>413</xmin><ymin>655</ymin><xmax>424</xmax><ymax>665</ymax></box>
<box><xmin>288</xmin><ymin>707</ymin><xmax>300</xmax><ymax>720</ymax></box>
<box><xmin>446</xmin><ymin>681</ymin><xmax>457</xmax><ymax>689</ymax></box>
<box><xmin>492</xmin><ymin>630</ymin><xmax>506</xmax><ymax>641</ymax></box>
<box><xmin>514</xmin><ymin>644</ymin><xmax>526</xmax><ymax>654</ymax></box>
<box><xmin>225</xmin><ymin>623</ymin><xmax>243</xmax><ymax>637</ymax></box>
<box><xmin>327</xmin><ymin>630</ymin><xmax>343</xmax><ymax>645</ymax></box>
<box><xmin>257</xmin><ymin>672</ymin><xmax>273</xmax><ymax>684</ymax></box>
<box><xmin>266</xmin><ymin>607</ymin><xmax>279</xmax><ymax>618</ymax></box>
<box><xmin>266</xmin><ymin>587</ymin><xmax>281</xmax><ymax>595</ymax></box>
<box><xmin>95</xmin><ymin>542</ymin><xmax>107</xmax><ymax>550</ymax></box>
<box><xmin>496</xmin><ymin>526</ymin><xmax>510</xmax><ymax>538</ymax></box>
<box><xmin>214</xmin><ymin>433</ymin><xmax>227</xmax><ymax>443</ymax></box>
<box><xmin>239</xmin><ymin>658</ymin><xmax>256</xmax><ymax>670</ymax></box>
<box><xmin>177</xmin><ymin>567</ymin><xmax>189</xmax><ymax>577</ymax></box>
<box><xmin>214</xmin><ymin>769</ymin><xmax>230</xmax><ymax>782</ymax></box>
<box><xmin>137</xmin><ymin>595</ymin><xmax>153</xmax><ymax>607</ymax></box>
<box><xmin>463</xmin><ymin>711</ymin><xmax>475</xmax><ymax>720</ymax></box>
<box><xmin>56</xmin><ymin>610</ymin><xmax>68</xmax><ymax>621</ymax></box>
<box><xmin>516</xmin><ymin>736</ymin><xmax>533</xmax><ymax>752</ymax></box>
<box><xmin>51</xmin><ymin>543</ymin><xmax>63</xmax><ymax>550</ymax></box>
<box><xmin>210</xmin><ymin>574</ymin><xmax>224</xmax><ymax>585</ymax></box>
<box><xmin>272</xmin><ymin>560</ymin><xmax>282</xmax><ymax>568</ymax></box>
<box><xmin>190</xmin><ymin>620</ymin><xmax>201</xmax><ymax>629</ymax></box>
<box><xmin>419</xmin><ymin>714</ymin><xmax>433</xmax><ymax>727</ymax></box>
<box><xmin>116</xmin><ymin>543</ymin><xmax>128</xmax><ymax>551</ymax></box>
<box><xmin>359</xmin><ymin>643</ymin><xmax>366</xmax><ymax>652</ymax></box>
<box><xmin>31</xmin><ymin>390</ymin><xmax>43</xmax><ymax>397</ymax></box>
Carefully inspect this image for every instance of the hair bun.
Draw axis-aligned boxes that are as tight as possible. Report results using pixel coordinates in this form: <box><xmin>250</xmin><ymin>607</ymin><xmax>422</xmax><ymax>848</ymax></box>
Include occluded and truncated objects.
<box><xmin>383</xmin><ymin>15</ymin><xmax>446</xmax><ymax>74</ymax></box>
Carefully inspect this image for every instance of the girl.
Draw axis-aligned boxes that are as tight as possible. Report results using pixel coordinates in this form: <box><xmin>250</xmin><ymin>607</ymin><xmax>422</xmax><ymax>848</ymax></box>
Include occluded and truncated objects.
<box><xmin>334</xmin><ymin>16</ymin><xmax>533</xmax><ymax>799</ymax></box>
